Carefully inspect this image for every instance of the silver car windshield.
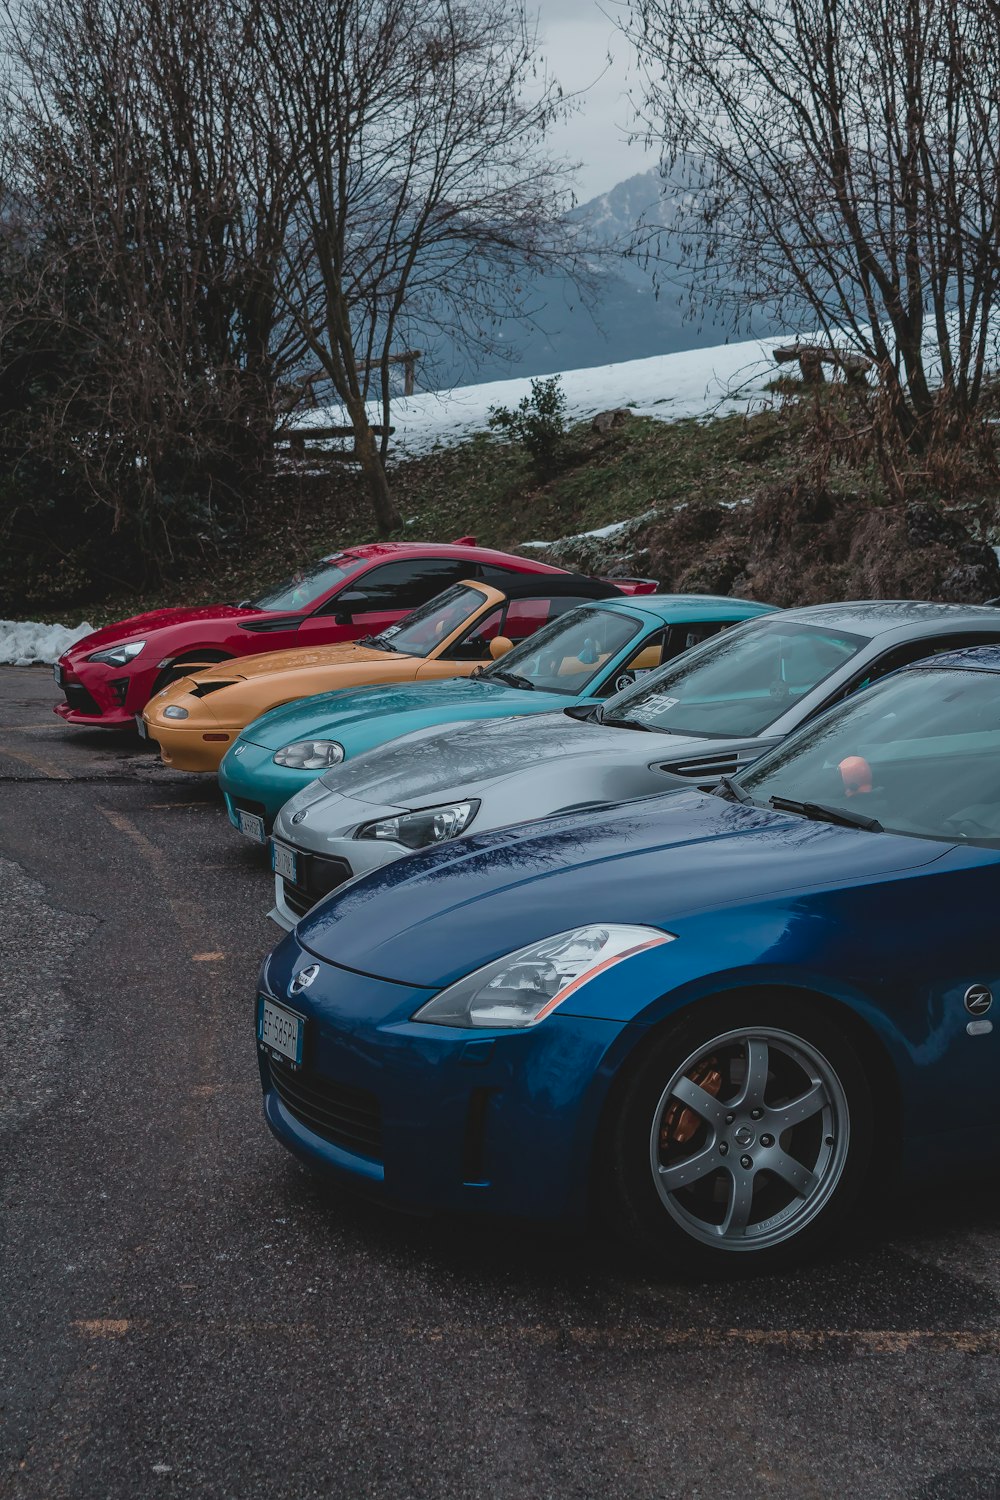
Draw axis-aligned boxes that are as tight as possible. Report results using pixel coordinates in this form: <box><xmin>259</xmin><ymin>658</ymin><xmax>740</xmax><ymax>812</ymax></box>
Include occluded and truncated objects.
<box><xmin>481</xmin><ymin>605</ymin><xmax>642</xmax><ymax>694</ymax></box>
<box><xmin>740</xmin><ymin>666</ymin><xmax>1000</xmax><ymax>844</ymax></box>
<box><xmin>601</xmin><ymin>618</ymin><xmax>869</xmax><ymax>738</ymax></box>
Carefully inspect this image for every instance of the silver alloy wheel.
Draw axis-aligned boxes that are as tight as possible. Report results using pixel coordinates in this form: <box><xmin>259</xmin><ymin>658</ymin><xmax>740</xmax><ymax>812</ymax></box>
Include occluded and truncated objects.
<box><xmin>648</xmin><ymin>1026</ymin><xmax>851</xmax><ymax>1252</ymax></box>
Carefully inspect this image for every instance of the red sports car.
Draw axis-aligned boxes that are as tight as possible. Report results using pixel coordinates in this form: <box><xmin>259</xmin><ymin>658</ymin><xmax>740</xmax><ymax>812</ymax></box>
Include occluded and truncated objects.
<box><xmin>54</xmin><ymin>538</ymin><xmax>657</xmax><ymax>728</ymax></box>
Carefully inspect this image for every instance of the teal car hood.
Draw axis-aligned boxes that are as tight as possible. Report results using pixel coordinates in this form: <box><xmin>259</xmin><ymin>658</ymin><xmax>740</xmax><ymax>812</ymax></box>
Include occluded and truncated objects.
<box><xmin>237</xmin><ymin>674</ymin><xmax>576</xmax><ymax>751</ymax></box>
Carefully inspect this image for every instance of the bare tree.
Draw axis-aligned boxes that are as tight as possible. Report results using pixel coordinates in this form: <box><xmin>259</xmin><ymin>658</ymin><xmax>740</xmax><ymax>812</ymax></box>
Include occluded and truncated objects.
<box><xmin>242</xmin><ymin>0</ymin><xmax>580</xmax><ymax>533</ymax></box>
<box><xmin>0</xmin><ymin>0</ymin><xmax>308</xmax><ymax>569</ymax></box>
<box><xmin>624</xmin><ymin>0</ymin><xmax>1000</xmax><ymax>447</ymax></box>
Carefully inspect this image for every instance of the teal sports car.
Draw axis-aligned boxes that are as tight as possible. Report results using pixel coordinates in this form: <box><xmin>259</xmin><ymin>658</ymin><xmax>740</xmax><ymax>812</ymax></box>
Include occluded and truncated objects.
<box><xmin>219</xmin><ymin>594</ymin><xmax>777</xmax><ymax>840</ymax></box>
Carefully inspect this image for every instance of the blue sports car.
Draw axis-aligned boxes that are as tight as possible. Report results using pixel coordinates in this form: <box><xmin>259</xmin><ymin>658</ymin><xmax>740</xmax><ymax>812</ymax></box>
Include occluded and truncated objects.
<box><xmin>255</xmin><ymin>645</ymin><xmax>1000</xmax><ymax>1272</ymax></box>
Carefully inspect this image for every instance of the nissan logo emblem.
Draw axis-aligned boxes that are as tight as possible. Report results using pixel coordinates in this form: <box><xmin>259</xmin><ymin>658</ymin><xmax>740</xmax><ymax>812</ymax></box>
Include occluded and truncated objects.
<box><xmin>290</xmin><ymin>964</ymin><xmax>320</xmax><ymax>995</ymax></box>
<box><xmin>964</xmin><ymin>984</ymin><xmax>993</xmax><ymax>1017</ymax></box>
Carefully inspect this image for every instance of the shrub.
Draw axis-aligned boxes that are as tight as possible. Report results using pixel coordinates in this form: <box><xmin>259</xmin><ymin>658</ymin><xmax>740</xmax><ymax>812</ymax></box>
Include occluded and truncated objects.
<box><xmin>488</xmin><ymin>375</ymin><xmax>567</xmax><ymax>477</ymax></box>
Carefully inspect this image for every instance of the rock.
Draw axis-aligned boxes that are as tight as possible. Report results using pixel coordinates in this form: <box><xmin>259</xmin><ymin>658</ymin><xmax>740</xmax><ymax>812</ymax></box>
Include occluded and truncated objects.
<box><xmin>591</xmin><ymin>408</ymin><xmax>632</xmax><ymax>434</ymax></box>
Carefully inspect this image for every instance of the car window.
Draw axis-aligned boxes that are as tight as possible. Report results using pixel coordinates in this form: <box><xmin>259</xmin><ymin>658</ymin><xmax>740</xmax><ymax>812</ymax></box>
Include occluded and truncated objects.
<box><xmin>741</xmin><ymin>665</ymin><xmax>1000</xmax><ymax>844</ymax></box>
<box><xmin>479</xmin><ymin>604</ymin><xmax>643</xmax><ymax>694</ymax></box>
<box><xmin>250</xmin><ymin>555</ymin><xmax>368</xmax><ymax>611</ymax></box>
<box><xmin>313</xmin><ymin>558</ymin><xmax>469</xmax><ymax>614</ymax></box>
<box><xmin>444</xmin><ymin>606</ymin><xmax>504</xmax><ymax>661</ymax></box>
<box><xmin>823</xmin><ymin>632</ymin><xmax>1000</xmax><ymax>706</ymax></box>
<box><xmin>601</xmin><ymin>618</ymin><xmax>869</xmax><ymax>738</ymax></box>
<box><xmin>375</xmin><ymin>584</ymin><xmax>491</xmax><ymax>658</ymax></box>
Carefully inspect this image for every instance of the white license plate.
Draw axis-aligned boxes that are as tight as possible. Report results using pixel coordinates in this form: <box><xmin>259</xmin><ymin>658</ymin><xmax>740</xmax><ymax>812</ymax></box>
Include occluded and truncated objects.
<box><xmin>134</xmin><ymin>713</ymin><xmax>147</xmax><ymax>739</ymax></box>
<box><xmin>257</xmin><ymin>996</ymin><xmax>304</xmax><ymax>1065</ymax></box>
<box><xmin>237</xmin><ymin>810</ymin><xmax>266</xmax><ymax>844</ymax></box>
<box><xmin>53</xmin><ymin>663</ymin><xmax>64</xmax><ymax>687</ymax></box>
<box><xmin>271</xmin><ymin>840</ymin><xmax>298</xmax><ymax>883</ymax></box>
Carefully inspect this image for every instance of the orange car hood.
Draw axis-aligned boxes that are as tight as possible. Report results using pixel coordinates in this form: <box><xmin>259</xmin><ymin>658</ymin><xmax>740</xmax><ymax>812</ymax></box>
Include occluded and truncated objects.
<box><xmin>202</xmin><ymin>641</ymin><xmax>403</xmax><ymax>681</ymax></box>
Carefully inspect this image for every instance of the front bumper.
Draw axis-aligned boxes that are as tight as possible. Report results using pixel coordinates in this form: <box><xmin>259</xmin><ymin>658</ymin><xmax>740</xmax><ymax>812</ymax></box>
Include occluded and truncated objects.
<box><xmin>146</xmin><ymin>716</ymin><xmax>237</xmax><ymax>772</ymax></box>
<box><xmin>220</xmin><ymin>740</ymin><xmax>320</xmax><ymax>827</ymax></box>
<box><xmin>53</xmin><ymin>663</ymin><xmax>153</xmax><ymax>727</ymax></box>
<box><xmin>256</xmin><ymin>940</ymin><xmax>633</xmax><ymax>1221</ymax></box>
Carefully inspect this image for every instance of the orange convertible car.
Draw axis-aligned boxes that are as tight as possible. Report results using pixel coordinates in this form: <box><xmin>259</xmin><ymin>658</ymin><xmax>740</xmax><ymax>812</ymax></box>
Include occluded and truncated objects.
<box><xmin>142</xmin><ymin>574</ymin><xmax>621</xmax><ymax>771</ymax></box>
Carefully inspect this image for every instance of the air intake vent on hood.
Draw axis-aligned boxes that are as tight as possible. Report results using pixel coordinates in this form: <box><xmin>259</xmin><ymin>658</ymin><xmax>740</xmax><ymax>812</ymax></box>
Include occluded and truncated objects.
<box><xmin>659</xmin><ymin>750</ymin><xmax>755</xmax><ymax>784</ymax></box>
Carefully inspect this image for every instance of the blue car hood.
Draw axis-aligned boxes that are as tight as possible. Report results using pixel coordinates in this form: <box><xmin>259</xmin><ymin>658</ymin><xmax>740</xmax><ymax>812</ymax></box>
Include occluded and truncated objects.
<box><xmin>239</xmin><ymin>675</ymin><xmax>566</xmax><ymax>750</ymax></box>
<box><xmin>296</xmin><ymin>790</ymin><xmax>948</xmax><ymax>987</ymax></box>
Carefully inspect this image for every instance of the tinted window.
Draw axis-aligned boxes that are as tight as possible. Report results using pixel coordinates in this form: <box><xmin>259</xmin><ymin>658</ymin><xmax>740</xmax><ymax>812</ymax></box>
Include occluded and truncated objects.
<box><xmin>602</xmin><ymin>618</ymin><xmax>869</xmax><ymax>738</ymax></box>
<box><xmin>826</xmin><ymin>632</ymin><xmax>1000</xmax><ymax>704</ymax></box>
<box><xmin>317</xmin><ymin>558</ymin><xmax>469</xmax><ymax>614</ymax></box>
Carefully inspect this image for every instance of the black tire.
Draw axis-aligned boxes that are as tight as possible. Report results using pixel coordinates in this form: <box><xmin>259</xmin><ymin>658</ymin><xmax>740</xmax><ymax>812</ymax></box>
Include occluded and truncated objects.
<box><xmin>602</xmin><ymin>993</ymin><xmax>874</xmax><ymax>1276</ymax></box>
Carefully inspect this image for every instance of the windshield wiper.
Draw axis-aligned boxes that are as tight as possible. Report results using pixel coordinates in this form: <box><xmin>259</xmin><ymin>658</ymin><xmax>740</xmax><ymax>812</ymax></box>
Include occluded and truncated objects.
<box><xmin>488</xmin><ymin>668</ymin><xmax>535</xmax><ymax>690</ymax></box>
<box><xmin>599</xmin><ymin>712</ymin><xmax>654</xmax><ymax>732</ymax></box>
<box><xmin>717</xmin><ymin>773</ymin><xmax>752</xmax><ymax>804</ymax></box>
<box><xmin>768</xmin><ymin>796</ymin><xmax>882</xmax><ymax>832</ymax></box>
<box><xmin>358</xmin><ymin>633</ymin><xmax>398</xmax><ymax>652</ymax></box>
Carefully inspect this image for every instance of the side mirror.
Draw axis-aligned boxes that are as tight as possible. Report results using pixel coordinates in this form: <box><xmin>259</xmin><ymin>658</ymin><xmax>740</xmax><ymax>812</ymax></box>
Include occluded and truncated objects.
<box><xmin>332</xmin><ymin>590</ymin><xmax>369</xmax><ymax>624</ymax></box>
<box><xmin>489</xmin><ymin>635</ymin><xmax>514</xmax><ymax>660</ymax></box>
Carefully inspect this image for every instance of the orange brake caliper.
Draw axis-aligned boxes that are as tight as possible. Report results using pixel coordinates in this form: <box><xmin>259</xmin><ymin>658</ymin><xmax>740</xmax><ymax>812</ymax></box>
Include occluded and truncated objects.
<box><xmin>660</xmin><ymin>1058</ymin><xmax>723</xmax><ymax>1150</ymax></box>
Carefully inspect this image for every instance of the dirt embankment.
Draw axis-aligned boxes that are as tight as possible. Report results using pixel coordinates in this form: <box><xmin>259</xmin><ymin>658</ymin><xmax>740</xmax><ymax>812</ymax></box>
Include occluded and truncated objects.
<box><xmin>540</xmin><ymin>486</ymin><xmax>1000</xmax><ymax>606</ymax></box>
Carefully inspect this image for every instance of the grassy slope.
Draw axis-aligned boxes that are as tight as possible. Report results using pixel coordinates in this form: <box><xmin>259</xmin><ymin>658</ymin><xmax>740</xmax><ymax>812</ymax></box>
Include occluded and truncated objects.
<box><xmin>83</xmin><ymin>410</ymin><xmax>811</xmax><ymax>624</ymax></box>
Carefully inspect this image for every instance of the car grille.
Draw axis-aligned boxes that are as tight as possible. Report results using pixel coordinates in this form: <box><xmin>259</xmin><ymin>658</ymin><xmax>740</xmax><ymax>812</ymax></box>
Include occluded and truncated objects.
<box><xmin>266</xmin><ymin>1058</ymin><xmax>382</xmax><ymax>1160</ymax></box>
<box><xmin>64</xmin><ymin>683</ymin><xmax>102</xmax><ymax>716</ymax></box>
<box><xmin>282</xmin><ymin>852</ymin><xmax>353</xmax><ymax>919</ymax></box>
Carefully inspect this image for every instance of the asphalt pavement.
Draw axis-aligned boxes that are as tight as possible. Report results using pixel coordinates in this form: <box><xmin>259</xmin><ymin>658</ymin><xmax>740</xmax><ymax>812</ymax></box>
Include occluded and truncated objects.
<box><xmin>2</xmin><ymin>664</ymin><xmax>1000</xmax><ymax>1499</ymax></box>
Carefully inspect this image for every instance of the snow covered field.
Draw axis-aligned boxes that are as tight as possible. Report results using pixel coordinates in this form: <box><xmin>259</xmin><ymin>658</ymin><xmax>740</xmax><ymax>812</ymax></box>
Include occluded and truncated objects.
<box><xmin>0</xmin><ymin>619</ymin><xmax>93</xmax><ymax>666</ymax></box>
<box><xmin>299</xmin><ymin>335</ymin><xmax>788</xmax><ymax>460</ymax></box>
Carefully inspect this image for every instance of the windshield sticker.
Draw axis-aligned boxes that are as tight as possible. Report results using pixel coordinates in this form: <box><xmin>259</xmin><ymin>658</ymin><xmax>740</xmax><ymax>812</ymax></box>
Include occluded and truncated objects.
<box><xmin>638</xmin><ymin>692</ymin><xmax>679</xmax><ymax>713</ymax></box>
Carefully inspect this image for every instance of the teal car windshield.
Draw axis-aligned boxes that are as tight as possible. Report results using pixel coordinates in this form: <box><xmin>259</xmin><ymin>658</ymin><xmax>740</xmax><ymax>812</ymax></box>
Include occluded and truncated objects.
<box><xmin>602</xmin><ymin>619</ymin><xmax>868</xmax><ymax>738</ymax></box>
<box><xmin>480</xmin><ymin>605</ymin><xmax>642</xmax><ymax>695</ymax></box>
<box><xmin>374</xmin><ymin>584</ymin><xmax>489</xmax><ymax>657</ymax></box>
<box><xmin>250</xmin><ymin>554</ymin><xmax>367</xmax><ymax>611</ymax></box>
<box><xmin>740</xmin><ymin>666</ymin><xmax>1000</xmax><ymax>844</ymax></box>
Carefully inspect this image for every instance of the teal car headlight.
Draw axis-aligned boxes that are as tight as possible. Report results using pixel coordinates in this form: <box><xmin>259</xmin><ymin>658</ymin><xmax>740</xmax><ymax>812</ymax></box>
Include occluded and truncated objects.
<box><xmin>273</xmin><ymin>739</ymin><xmax>345</xmax><ymax>770</ymax></box>
<box><xmin>87</xmin><ymin>639</ymin><xmax>145</xmax><ymax>667</ymax></box>
<box><xmin>412</xmin><ymin>924</ymin><xmax>674</xmax><ymax>1030</ymax></box>
<box><xmin>356</xmin><ymin>800</ymin><xmax>479</xmax><ymax>850</ymax></box>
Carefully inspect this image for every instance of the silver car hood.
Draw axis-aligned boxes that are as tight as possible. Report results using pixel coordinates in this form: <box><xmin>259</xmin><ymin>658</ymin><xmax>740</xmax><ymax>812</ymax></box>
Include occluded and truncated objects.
<box><xmin>315</xmin><ymin>710</ymin><xmax>711</xmax><ymax>807</ymax></box>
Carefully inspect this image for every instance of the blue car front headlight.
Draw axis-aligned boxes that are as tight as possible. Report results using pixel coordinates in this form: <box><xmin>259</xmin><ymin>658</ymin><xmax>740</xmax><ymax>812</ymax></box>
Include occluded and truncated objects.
<box><xmin>273</xmin><ymin>740</ymin><xmax>345</xmax><ymax>770</ymax></box>
<box><xmin>412</xmin><ymin>924</ymin><xmax>674</xmax><ymax>1030</ymax></box>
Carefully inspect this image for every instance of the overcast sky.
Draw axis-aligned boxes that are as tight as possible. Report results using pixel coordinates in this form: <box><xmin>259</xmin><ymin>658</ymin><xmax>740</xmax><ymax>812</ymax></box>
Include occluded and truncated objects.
<box><xmin>534</xmin><ymin>0</ymin><xmax>659</xmax><ymax>203</ymax></box>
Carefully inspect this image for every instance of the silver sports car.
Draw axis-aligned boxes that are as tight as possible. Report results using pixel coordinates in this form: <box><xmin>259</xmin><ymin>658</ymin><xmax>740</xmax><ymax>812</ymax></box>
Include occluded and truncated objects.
<box><xmin>267</xmin><ymin>600</ymin><xmax>1000</xmax><ymax>928</ymax></box>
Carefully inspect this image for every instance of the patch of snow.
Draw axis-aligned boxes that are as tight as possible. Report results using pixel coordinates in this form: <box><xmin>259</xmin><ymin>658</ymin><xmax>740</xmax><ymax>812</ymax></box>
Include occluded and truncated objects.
<box><xmin>523</xmin><ymin>508</ymin><xmax>661</xmax><ymax>551</ymax></box>
<box><xmin>306</xmin><ymin>335</ymin><xmax>798</xmax><ymax>461</ymax></box>
<box><xmin>0</xmin><ymin>619</ymin><xmax>94</xmax><ymax>666</ymax></box>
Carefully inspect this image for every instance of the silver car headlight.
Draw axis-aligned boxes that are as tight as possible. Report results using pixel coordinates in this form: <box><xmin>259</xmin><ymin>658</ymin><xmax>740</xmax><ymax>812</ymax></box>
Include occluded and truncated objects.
<box><xmin>87</xmin><ymin>639</ymin><xmax>146</xmax><ymax>667</ymax></box>
<box><xmin>163</xmin><ymin>704</ymin><xmax>189</xmax><ymax>719</ymax></box>
<box><xmin>273</xmin><ymin>739</ymin><xmax>345</xmax><ymax>770</ymax></box>
<box><xmin>412</xmin><ymin>924</ymin><xmax>674</xmax><ymax>1030</ymax></box>
<box><xmin>356</xmin><ymin>800</ymin><xmax>479</xmax><ymax>851</ymax></box>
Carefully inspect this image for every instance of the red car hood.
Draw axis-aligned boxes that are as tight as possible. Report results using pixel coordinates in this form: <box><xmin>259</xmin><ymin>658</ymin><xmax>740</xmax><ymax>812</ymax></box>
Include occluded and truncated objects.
<box><xmin>62</xmin><ymin>604</ymin><xmax>261</xmax><ymax>659</ymax></box>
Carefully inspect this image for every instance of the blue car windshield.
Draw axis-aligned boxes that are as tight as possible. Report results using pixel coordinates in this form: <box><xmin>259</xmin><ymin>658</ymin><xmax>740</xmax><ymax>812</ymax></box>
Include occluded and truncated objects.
<box><xmin>250</xmin><ymin>554</ymin><xmax>368</xmax><ymax>611</ymax></box>
<box><xmin>741</xmin><ymin>666</ymin><xmax>1000</xmax><ymax>844</ymax></box>
<box><xmin>481</xmin><ymin>605</ymin><xmax>642</xmax><ymax>694</ymax></box>
<box><xmin>601</xmin><ymin>618</ymin><xmax>868</xmax><ymax>737</ymax></box>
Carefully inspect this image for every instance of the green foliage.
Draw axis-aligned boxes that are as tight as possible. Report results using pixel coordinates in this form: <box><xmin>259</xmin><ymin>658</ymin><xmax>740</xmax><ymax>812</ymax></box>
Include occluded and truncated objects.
<box><xmin>487</xmin><ymin>376</ymin><xmax>567</xmax><ymax>476</ymax></box>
